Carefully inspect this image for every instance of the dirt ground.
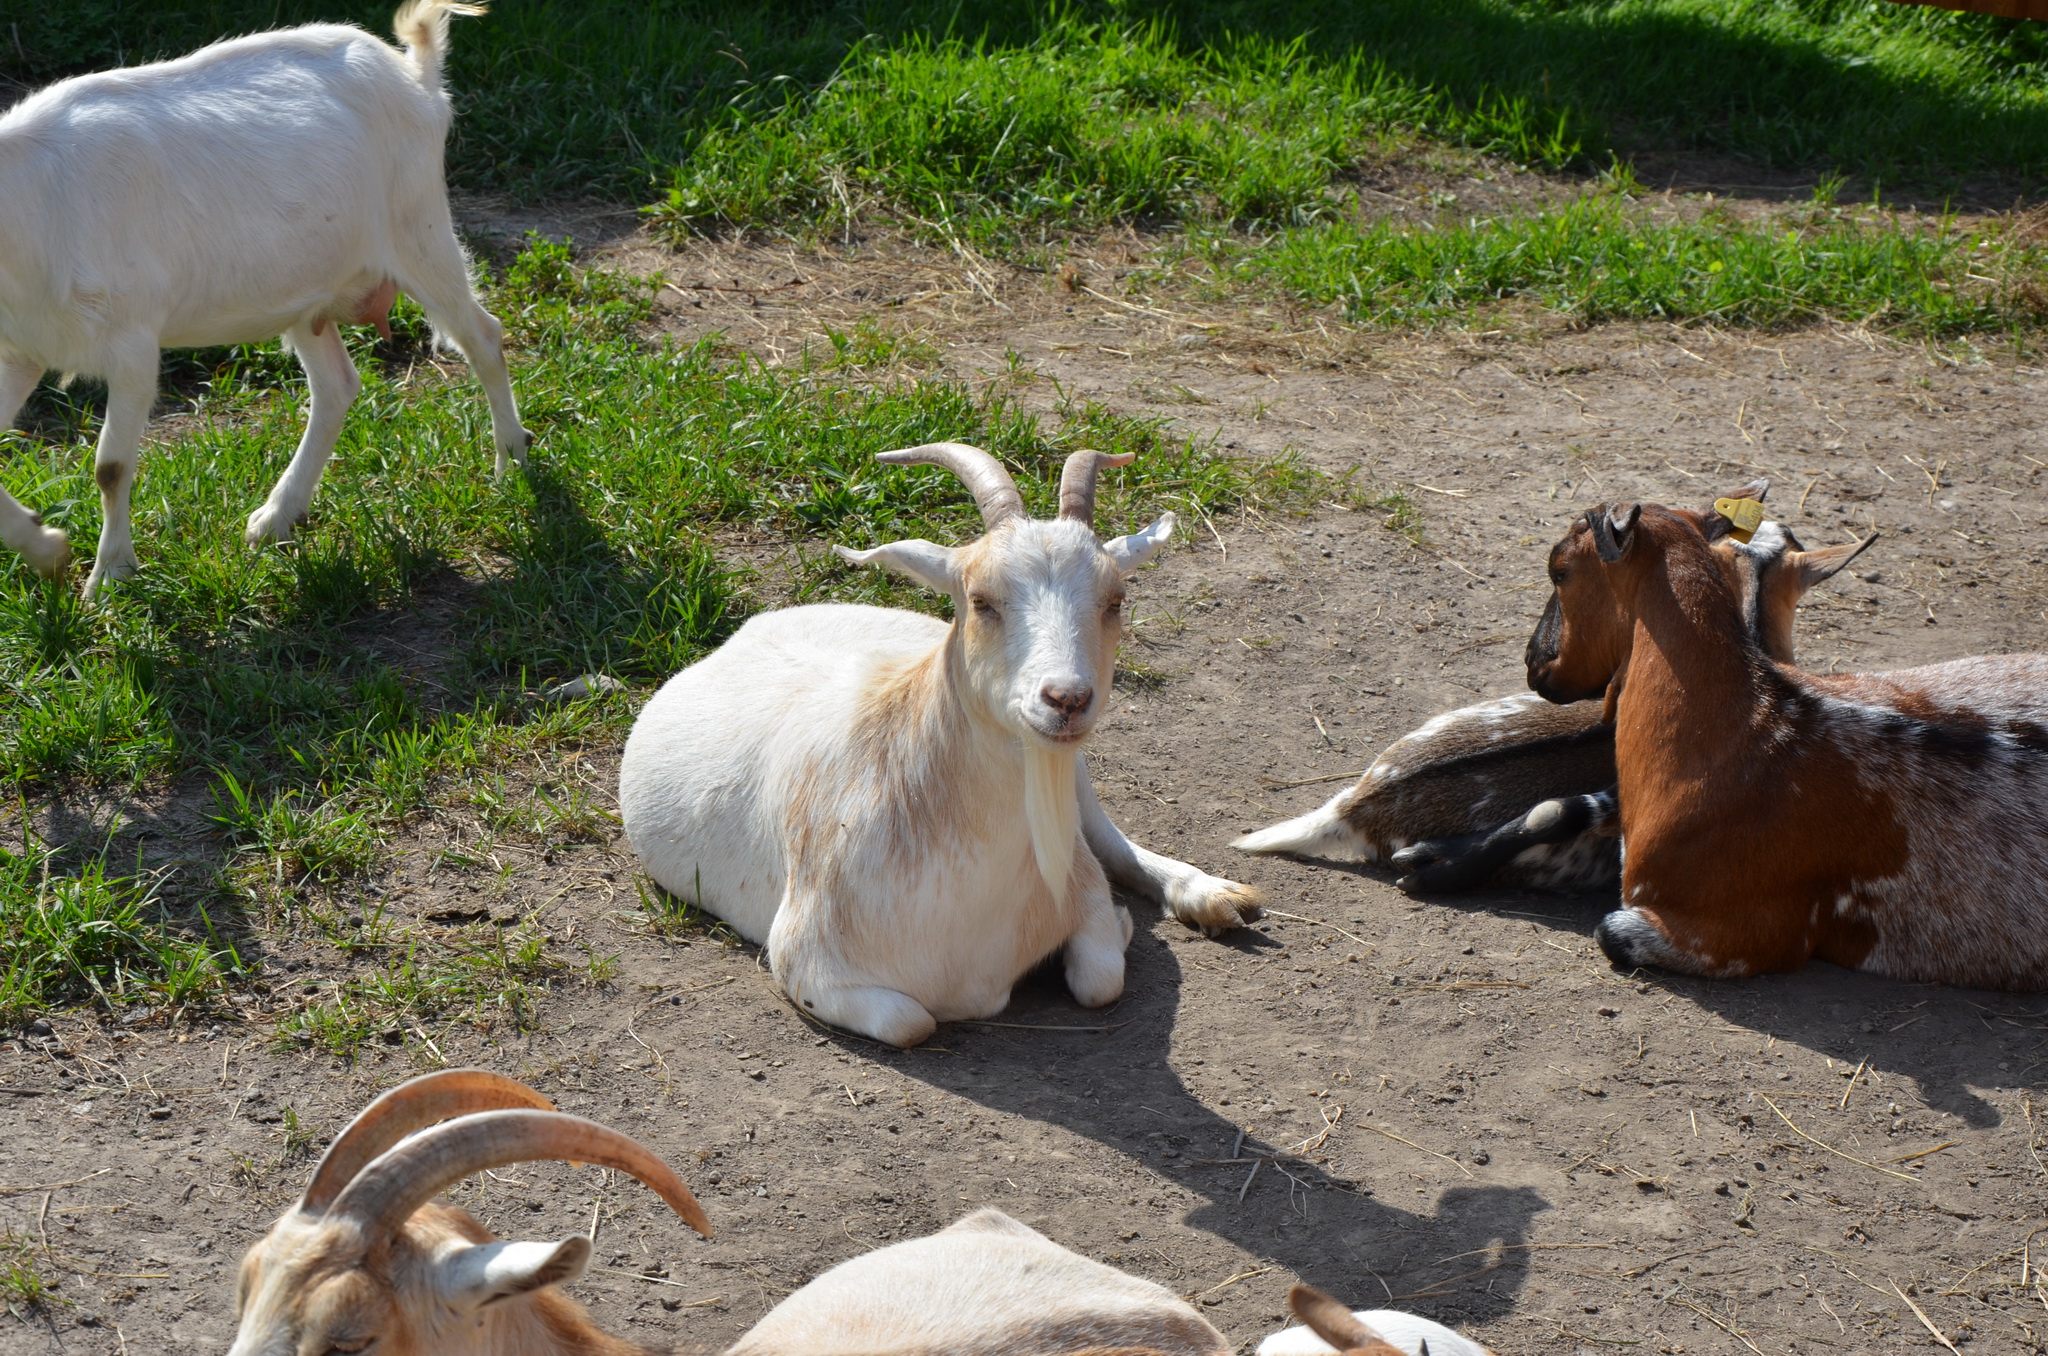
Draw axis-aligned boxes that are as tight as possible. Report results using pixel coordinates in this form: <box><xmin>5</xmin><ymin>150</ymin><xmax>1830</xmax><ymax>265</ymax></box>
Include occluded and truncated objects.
<box><xmin>7</xmin><ymin>214</ymin><xmax>2048</xmax><ymax>1356</ymax></box>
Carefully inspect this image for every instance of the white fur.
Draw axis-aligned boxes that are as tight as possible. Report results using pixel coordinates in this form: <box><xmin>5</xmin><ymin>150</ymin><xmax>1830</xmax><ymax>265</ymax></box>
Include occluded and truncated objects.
<box><xmin>0</xmin><ymin>1</ymin><xmax>530</xmax><ymax>598</ymax></box>
<box><xmin>732</xmin><ymin>1209</ymin><xmax>1226</xmax><ymax>1355</ymax></box>
<box><xmin>1230</xmin><ymin>790</ymin><xmax>1370</xmax><ymax>859</ymax></box>
<box><xmin>1259</xmin><ymin>1310</ymin><xmax>1491</xmax><ymax>1356</ymax></box>
<box><xmin>620</xmin><ymin>502</ymin><xmax>1262</xmax><ymax>1047</ymax></box>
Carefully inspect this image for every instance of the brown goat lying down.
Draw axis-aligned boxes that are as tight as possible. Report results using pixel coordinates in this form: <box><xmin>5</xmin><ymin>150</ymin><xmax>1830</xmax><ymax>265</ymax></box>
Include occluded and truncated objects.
<box><xmin>1235</xmin><ymin>482</ymin><xmax>1871</xmax><ymax>894</ymax></box>
<box><xmin>1527</xmin><ymin>499</ymin><xmax>2048</xmax><ymax>987</ymax></box>
<box><xmin>228</xmin><ymin>1071</ymin><xmax>1493</xmax><ymax>1356</ymax></box>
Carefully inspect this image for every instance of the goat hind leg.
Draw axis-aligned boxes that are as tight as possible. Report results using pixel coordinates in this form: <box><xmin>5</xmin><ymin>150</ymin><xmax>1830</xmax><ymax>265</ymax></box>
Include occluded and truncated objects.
<box><xmin>791</xmin><ymin>983</ymin><xmax>937</xmax><ymax>1049</ymax></box>
<box><xmin>247</xmin><ymin>321</ymin><xmax>362</xmax><ymax>546</ymax></box>
<box><xmin>401</xmin><ymin>239</ymin><xmax>532</xmax><ymax>475</ymax></box>
<box><xmin>0</xmin><ymin>358</ymin><xmax>69</xmax><ymax>578</ymax></box>
<box><xmin>1077</xmin><ymin>755</ymin><xmax>1264</xmax><ymax>936</ymax></box>
<box><xmin>82</xmin><ymin>353</ymin><xmax>159</xmax><ymax>601</ymax></box>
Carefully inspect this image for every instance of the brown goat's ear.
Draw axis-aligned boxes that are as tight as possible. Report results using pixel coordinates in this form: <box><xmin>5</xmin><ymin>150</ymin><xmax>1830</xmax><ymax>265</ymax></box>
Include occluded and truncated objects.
<box><xmin>1589</xmin><ymin>504</ymin><xmax>1640</xmax><ymax>563</ymax></box>
<box><xmin>1287</xmin><ymin>1283</ymin><xmax>1379</xmax><ymax>1351</ymax></box>
<box><xmin>1791</xmin><ymin>533</ymin><xmax>1877</xmax><ymax>592</ymax></box>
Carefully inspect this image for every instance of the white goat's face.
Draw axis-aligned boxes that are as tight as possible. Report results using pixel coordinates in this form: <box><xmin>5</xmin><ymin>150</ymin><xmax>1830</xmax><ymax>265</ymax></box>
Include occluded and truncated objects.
<box><xmin>228</xmin><ymin>1205</ymin><xmax>591</xmax><ymax>1356</ymax></box>
<box><xmin>841</xmin><ymin>512</ymin><xmax>1175</xmax><ymax>745</ymax></box>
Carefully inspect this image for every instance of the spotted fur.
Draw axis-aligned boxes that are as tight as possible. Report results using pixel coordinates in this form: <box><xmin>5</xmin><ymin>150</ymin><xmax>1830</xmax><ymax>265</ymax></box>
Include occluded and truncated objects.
<box><xmin>1236</xmin><ymin>487</ymin><xmax>1869</xmax><ymax>896</ymax></box>
<box><xmin>1530</xmin><ymin>501</ymin><xmax>2048</xmax><ymax>987</ymax></box>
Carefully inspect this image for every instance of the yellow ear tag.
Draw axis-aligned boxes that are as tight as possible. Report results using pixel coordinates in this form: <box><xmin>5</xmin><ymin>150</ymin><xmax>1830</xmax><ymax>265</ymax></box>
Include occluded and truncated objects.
<box><xmin>1713</xmin><ymin>497</ymin><xmax>1765</xmax><ymax>544</ymax></box>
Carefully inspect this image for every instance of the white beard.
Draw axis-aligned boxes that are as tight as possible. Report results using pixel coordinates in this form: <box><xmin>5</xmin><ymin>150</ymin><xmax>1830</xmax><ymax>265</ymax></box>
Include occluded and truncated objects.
<box><xmin>1023</xmin><ymin>744</ymin><xmax>1079</xmax><ymax>908</ymax></box>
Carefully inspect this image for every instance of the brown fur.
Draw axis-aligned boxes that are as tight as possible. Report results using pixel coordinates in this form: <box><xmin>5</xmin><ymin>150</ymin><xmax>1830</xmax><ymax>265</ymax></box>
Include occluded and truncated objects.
<box><xmin>1530</xmin><ymin>501</ymin><xmax>2048</xmax><ymax>986</ymax></box>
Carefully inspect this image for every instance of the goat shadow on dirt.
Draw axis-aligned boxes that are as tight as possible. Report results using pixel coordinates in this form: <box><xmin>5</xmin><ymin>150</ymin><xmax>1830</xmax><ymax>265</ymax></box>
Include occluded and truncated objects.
<box><xmin>1316</xmin><ymin>859</ymin><xmax>2048</xmax><ymax>1133</ymax></box>
<box><xmin>837</xmin><ymin>906</ymin><xmax>1552</xmax><ymax>1328</ymax></box>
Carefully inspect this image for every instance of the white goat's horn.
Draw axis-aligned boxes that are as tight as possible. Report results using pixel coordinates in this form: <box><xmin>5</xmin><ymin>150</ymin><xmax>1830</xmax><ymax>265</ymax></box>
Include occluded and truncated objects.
<box><xmin>300</xmin><ymin>1069</ymin><xmax>555</xmax><ymax>1214</ymax></box>
<box><xmin>1057</xmin><ymin>449</ymin><xmax>1134</xmax><ymax>526</ymax></box>
<box><xmin>330</xmin><ymin>1109</ymin><xmax>714</xmax><ymax>1242</ymax></box>
<box><xmin>877</xmin><ymin>442</ymin><xmax>1025</xmax><ymax>529</ymax></box>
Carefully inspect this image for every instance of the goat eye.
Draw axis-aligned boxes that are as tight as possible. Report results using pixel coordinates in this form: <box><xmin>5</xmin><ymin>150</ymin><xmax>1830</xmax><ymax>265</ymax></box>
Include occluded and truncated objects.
<box><xmin>1105</xmin><ymin>597</ymin><xmax>1124</xmax><ymax>616</ymax></box>
<box><xmin>325</xmin><ymin>1341</ymin><xmax>373</xmax><ymax>1356</ymax></box>
<box><xmin>970</xmin><ymin>596</ymin><xmax>1000</xmax><ymax>617</ymax></box>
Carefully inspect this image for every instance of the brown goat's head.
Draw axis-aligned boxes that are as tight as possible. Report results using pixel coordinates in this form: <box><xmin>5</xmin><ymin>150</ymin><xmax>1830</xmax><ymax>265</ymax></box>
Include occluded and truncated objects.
<box><xmin>1527</xmin><ymin>478</ymin><xmax>1871</xmax><ymax>699</ymax></box>
<box><xmin>1524</xmin><ymin>503</ymin><xmax>1645</xmax><ymax>704</ymax></box>
<box><xmin>228</xmin><ymin>1070</ymin><xmax>711</xmax><ymax>1356</ymax></box>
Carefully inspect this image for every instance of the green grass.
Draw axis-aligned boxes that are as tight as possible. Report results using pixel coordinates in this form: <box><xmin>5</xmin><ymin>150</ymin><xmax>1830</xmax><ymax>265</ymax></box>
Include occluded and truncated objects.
<box><xmin>0</xmin><ymin>242</ymin><xmax>1293</xmax><ymax>1029</ymax></box>
<box><xmin>12</xmin><ymin>2</ymin><xmax>2048</xmax><ymax>207</ymax></box>
<box><xmin>1243</xmin><ymin>189</ymin><xmax>2048</xmax><ymax>336</ymax></box>
<box><xmin>0</xmin><ymin>1231</ymin><xmax>59</xmax><ymax>1315</ymax></box>
<box><xmin>652</xmin><ymin>17</ymin><xmax>1585</xmax><ymax>241</ymax></box>
<box><xmin>0</xmin><ymin>830</ymin><xmax>241</xmax><ymax>1028</ymax></box>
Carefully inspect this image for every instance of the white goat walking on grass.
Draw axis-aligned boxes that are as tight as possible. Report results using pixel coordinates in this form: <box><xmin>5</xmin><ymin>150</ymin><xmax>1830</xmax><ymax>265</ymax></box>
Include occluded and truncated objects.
<box><xmin>619</xmin><ymin>442</ymin><xmax>1264</xmax><ymax>1047</ymax></box>
<box><xmin>0</xmin><ymin>0</ymin><xmax>530</xmax><ymax>598</ymax></box>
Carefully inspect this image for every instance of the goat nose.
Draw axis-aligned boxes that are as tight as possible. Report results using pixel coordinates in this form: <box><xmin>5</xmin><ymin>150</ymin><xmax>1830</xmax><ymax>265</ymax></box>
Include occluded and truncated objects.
<box><xmin>1040</xmin><ymin>682</ymin><xmax>1094</xmax><ymax>717</ymax></box>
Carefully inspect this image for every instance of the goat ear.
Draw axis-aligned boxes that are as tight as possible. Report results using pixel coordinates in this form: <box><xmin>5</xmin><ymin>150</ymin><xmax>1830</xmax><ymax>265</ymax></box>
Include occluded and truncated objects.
<box><xmin>1286</xmin><ymin>1283</ymin><xmax>1381</xmax><ymax>1352</ymax></box>
<box><xmin>1101</xmin><ymin>512</ymin><xmax>1176</xmax><ymax>575</ymax></box>
<box><xmin>1792</xmin><ymin>532</ymin><xmax>1877</xmax><ymax>592</ymax></box>
<box><xmin>1590</xmin><ymin>503</ymin><xmax>1640</xmax><ymax>563</ymax></box>
<box><xmin>1725</xmin><ymin>477</ymin><xmax>1770</xmax><ymax>504</ymax></box>
<box><xmin>437</xmin><ymin>1236</ymin><xmax>591</xmax><ymax>1312</ymax></box>
<box><xmin>834</xmin><ymin>539</ymin><xmax>960</xmax><ymax>594</ymax></box>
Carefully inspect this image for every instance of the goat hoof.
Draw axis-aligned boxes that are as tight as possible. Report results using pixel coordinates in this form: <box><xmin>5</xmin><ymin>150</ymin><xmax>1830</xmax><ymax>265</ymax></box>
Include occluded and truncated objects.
<box><xmin>1594</xmin><ymin>908</ymin><xmax>1671</xmax><ymax>972</ymax></box>
<box><xmin>244</xmin><ymin>504</ymin><xmax>300</xmax><ymax>546</ymax></box>
<box><xmin>22</xmin><ymin>528</ymin><xmax>71</xmax><ymax>580</ymax></box>
<box><xmin>1178</xmin><ymin>880</ymin><xmax>1265</xmax><ymax>936</ymax></box>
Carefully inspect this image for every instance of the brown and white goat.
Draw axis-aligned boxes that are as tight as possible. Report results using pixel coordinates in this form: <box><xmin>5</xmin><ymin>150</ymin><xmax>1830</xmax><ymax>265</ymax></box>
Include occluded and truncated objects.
<box><xmin>1235</xmin><ymin>484</ymin><xmax>1871</xmax><ymax>894</ymax></box>
<box><xmin>1527</xmin><ymin>500</ymin><xmax>2048</xmax><ymax>987</ymax></box>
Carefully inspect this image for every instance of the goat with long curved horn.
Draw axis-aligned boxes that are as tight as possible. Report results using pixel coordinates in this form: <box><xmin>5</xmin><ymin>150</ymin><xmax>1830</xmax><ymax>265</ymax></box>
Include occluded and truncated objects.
<box><xmin>229</xmin><ymin>1074</ymin><xmax>713</xmax><ymax>1356</ymax></box>
<box><xmin>877</xmin><ymin>441</ymin><xmax>1025</xmax><ymax>529</ymax></box>
<box><xmin>1057</xmin><ymin>448</ymin><xmax>1133</xmax><ymax>526</ymax></box>
<box><xmin>331</xmin><ymin>1108</ymin><xmax>713</xmax><ymax>1241</ymax></box>
<box><xmin>299</xmin><ymin>1068</ymin><xmax>555</xmax><ymax>1213</ymax></box>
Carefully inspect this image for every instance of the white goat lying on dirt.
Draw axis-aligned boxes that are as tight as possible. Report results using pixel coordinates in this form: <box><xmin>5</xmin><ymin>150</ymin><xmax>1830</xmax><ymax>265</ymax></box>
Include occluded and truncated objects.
<box><xmin>0</xmin><ymin>0</ymin><xmax>530</xmax><ymax>598</ymax></box>
<box><xmin>619</xmin><ymin>442</ymin><xmax>1263</xmax><ymax>1046</ymax></box>
<box><xmin>233</xmin><ymin>1072</ymin><xmax>1485</xmax><ymax>1356</ymax></box>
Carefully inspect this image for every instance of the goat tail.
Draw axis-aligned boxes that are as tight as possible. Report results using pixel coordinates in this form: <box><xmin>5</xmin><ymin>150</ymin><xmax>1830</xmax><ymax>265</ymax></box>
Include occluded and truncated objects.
<box><xmin>393</xmin><ymin>0</ymin><xmax>487</xmax><ymax>91</ymax></box>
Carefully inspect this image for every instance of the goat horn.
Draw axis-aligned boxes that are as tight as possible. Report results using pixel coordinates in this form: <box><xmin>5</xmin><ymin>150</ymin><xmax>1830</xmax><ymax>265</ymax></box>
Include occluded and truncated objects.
<box><xmin>300</xmin><ymin>1069</ymin><xmax>555</xmax><ymax>1214</ymax></box>
<box><xmin>876</xmin><ymin>442</ymin><xmax>1025</xmax><ymax>529</ymax></box>
<box><xmin>330</xmin><ymin>1109</ymin><xmax>713</xmax><ymax>1241</ymax></box>
<box><xmin>1057</xmin><ymin>449</ymin><xmax>1134</xmax><ymax>526</ymax></box>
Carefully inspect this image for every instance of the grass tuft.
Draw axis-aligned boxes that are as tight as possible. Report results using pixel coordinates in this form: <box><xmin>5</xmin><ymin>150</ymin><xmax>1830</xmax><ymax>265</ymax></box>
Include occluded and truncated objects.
<box><xmin>0</xmin><ymin>832</ymin><xmax>239</xmax><ymax>1027</ymax></box>
<box><xmin>1249</xmin><ymin>193</ymin><xmax>2048</xmax><ymax>336</ymax></box>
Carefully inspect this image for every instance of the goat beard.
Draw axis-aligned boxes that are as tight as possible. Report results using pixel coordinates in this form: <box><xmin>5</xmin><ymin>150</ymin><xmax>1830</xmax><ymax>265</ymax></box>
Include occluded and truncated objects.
<box><xmin>1023</xmin><ymin>744</ymin><xmax>1080</xmax><ymax>908</ymax></box>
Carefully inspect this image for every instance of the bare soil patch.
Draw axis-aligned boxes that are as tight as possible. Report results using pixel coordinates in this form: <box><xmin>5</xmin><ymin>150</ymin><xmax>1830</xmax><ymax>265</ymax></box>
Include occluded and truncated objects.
<box><xmin>7</xmin><ymin>224</ymin><xmax>2048</xmax><ymax>1356</ymax></box>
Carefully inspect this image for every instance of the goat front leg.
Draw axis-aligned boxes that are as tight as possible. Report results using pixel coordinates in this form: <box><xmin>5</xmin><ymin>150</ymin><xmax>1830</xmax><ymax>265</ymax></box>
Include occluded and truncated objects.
<box><xmin>0</xmin><ymin>358</ymin><xmax>69</xmax><ymax>579</ymax></box>
<box><xmin>1062</xmin><ymin>853</ymin><xmax>1130</xmax><ymax>1009</ymax></box>
<box><xmin>246</xmin><ymin>320</ymin><xmax>362</xmax><ymax>546</ymax></box>
<box><xmin>1077</xmin><ymin>755</ymin><xmax>1264</xmax><ymax>937</ymax></box>
<box><xmin>82</xmin><ymin>349</ymin><xmax>159</xmax><ymax>601</ymax></box>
